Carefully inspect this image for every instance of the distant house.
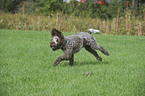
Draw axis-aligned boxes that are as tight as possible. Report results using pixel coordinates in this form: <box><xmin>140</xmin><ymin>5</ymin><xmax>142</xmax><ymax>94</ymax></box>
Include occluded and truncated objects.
<box><xmin>63</xmin><ymin>0</ymin><xmax>85</xmax><ymax>3</ymax></box>
<box><xmin>96</xmin><ymin>0</ymin><xmax>110</xmax><ymax>5</ymax></box>
<box><xmin>63</xmin><ymin>0</ymin><xmax>131</xmax><ymax>5</ymax></box>
<box><xmin>63</xmin><ymin>0</ymin><xmax>71</xmax><ymax>3</ymax></box>
<box><xmin>63</xmin><ymin>0</ymin><xmax>111</xmax><ymax>5</ymax></box>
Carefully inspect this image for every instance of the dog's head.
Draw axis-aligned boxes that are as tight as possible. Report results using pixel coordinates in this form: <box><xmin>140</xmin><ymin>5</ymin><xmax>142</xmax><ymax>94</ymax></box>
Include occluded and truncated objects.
<box><xmin>50</xmin><ymin>28</ymin><xmax>64</xmax><ymax>51</ymax></box>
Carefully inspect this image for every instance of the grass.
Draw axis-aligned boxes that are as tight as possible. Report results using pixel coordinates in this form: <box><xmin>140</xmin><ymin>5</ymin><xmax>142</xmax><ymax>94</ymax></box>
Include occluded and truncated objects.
<box><xmin>0</xmin><ymin>29</ymin><xmax>145</xmax><ymax>96</ymax></box>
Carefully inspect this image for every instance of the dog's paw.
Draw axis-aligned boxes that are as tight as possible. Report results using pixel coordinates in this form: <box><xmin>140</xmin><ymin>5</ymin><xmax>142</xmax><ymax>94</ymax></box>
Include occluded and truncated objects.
<box><xmin>97</xmin><ymin>57</ymin><xmax>102</xmax><ymax>61</ymax></box>
<box><xmin>53</xmin><ymin>61</ymin><xmax>59</xmax><ymax>66</ymax></box>
<box><xmin>105</xmin><ymin>52</ymin><xmax>109</xmax><ymax>56</ymax></box>
<box><xmin>53</xmin><ymin>64</ymin><xmax>58</xmax><ymax>66</ymax></box>
<box><xmin>103</xmin><ymin>51</ymin><xmax>109</xmax><ymax>56</ymax></box>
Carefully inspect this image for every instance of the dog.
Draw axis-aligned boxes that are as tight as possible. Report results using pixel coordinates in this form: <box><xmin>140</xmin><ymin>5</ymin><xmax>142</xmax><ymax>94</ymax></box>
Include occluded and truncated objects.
<box><xmin>50</xmin><ymin>28</ymin><xmax>109</xmax><ymax>66</ymax></box>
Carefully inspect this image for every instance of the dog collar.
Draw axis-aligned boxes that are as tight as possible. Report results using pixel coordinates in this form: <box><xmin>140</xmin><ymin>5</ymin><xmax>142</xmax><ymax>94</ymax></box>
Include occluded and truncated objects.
<box><xmin>60</xmin><ymin>38</ymin><xmax>67</xmax><ymax>50</ymax></box>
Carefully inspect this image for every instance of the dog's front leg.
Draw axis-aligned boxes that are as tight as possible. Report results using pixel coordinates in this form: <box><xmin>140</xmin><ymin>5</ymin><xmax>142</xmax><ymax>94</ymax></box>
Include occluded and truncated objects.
<box><xmin>54</xmin><ymin>55</ymin><xmax>73</xmax><ymax>66</ymax></box>
<box><xmin>69</xmin><ymin>54</ymin><xmax>74</xmax><ymax>66</ymax></box>
<box><xmin>54</xmin><ymin>56</ymin><xmax>64</xmax><ymax>66</ymax></box>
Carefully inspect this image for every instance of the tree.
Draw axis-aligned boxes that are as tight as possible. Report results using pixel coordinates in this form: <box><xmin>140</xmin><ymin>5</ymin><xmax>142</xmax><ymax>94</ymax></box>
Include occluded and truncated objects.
<box><xmin>0</xmin><ymin>0</ymin><xmax>24</xmax><ymax>13</ymax></box>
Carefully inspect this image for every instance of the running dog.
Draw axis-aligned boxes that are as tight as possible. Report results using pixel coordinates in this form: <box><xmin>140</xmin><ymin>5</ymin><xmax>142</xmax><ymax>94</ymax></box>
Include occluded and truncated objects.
<box><xmin>50</xmin><ymin>28</ymin><xmax>109</xmax><ymax>66</ymax></box>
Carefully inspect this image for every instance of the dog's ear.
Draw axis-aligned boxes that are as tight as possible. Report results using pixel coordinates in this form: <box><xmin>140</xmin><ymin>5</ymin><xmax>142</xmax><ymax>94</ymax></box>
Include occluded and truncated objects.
<box><xmin>51</xmin><ymin>28</ymin><xmax>64</xmax><ymax>39</ymax></box>
<box><xmin>51</xmin><ymin>28</ymin><xmax>64</xmax><ymax>49</ymax></box>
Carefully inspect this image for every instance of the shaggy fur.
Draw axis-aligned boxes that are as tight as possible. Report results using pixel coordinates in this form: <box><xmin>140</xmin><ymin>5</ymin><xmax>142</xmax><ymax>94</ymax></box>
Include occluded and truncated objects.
<box><xmin>50</xmin><ymin>28</ymin><xmax>109</xmax><ymax>66</ymax></box>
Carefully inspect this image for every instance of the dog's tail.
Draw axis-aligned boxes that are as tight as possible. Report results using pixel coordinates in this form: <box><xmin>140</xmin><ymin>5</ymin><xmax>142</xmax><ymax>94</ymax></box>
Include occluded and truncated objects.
<box><xmin>88</xmin><ymin>28</ymin><xmax>100</xmax><ymax>34</ymax></box>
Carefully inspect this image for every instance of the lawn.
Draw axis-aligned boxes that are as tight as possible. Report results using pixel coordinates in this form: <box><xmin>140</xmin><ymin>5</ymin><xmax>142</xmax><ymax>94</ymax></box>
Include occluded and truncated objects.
<box><xmin>0</xmin><ymin>29</ymin><xmax>145</xmax><ymax>96</ymax></box>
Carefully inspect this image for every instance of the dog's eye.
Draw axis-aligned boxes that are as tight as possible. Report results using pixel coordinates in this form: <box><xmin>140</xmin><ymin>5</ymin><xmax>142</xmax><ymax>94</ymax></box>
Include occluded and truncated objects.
<box><xmin>56</xmin><ymin>39</ymin><xmax>59</xmax><ymax>42</ymax></box>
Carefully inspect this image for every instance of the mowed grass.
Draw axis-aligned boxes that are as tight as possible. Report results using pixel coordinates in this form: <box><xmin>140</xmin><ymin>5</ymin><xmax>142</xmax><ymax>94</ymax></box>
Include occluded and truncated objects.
<box><xmin>0</xmin><ymin>29</ymin><xmax>145</xmax><ymax>96</ymax></box>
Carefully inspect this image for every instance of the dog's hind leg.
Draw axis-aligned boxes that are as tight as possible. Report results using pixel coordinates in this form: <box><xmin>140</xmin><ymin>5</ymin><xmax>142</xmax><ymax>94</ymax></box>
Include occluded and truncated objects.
<box><xmin>85</xmin><ymin>45</ymin><xmax>102</xmax><ymax>61</ymax></box>
<box><xmin>90</xmin><ymin>37</ymin><xmax>109</xmax><ymax>56</ymax></box>
<box><xmin>94</xmin><ymin>45</ymin><xmax>109</xmax><ymax>56</ymax></box>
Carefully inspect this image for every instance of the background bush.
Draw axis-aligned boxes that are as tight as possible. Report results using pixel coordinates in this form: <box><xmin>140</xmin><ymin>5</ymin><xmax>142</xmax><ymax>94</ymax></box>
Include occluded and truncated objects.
<box><xmin>0</xmin><ymin>0</ymin><xmax>145</xmax><ymax>19</ymax></box>
<box><xmin>0</xmin><ymin>0</ymin><xmax>145</xmax><ymax>36</ymax></box>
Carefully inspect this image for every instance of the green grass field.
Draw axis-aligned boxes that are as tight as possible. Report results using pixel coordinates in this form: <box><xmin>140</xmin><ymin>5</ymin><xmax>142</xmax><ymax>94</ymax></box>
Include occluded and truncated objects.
<box><xmin>0</xmin><ymin>29</ymin><xmax>145</xmax><ymax>96</ymax></box>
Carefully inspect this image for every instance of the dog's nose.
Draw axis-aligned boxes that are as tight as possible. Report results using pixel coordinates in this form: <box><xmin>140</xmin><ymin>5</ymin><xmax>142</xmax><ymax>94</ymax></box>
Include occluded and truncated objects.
<box><xmin>50</xmin><ymin>41</ymin><xmax>55</xmax><ymax>47</ymax></box>
<box><xmin>51</xmin><ymin>41</ymin><xmax>54</xmax><ymax>44</ymax></box>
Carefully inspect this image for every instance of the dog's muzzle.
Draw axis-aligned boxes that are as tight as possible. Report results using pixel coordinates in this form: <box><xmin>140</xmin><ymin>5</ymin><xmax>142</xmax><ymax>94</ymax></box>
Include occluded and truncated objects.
<box><xmin>50</xmin><ymin>41</ymin><xmax>57</xmax><ymax>50</ymax></box>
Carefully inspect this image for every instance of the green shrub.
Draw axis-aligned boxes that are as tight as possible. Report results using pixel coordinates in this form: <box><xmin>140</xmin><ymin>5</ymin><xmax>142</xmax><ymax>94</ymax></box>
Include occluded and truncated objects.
<box><xmin>0</xmin><ymin>11</ymin><xmax>144</xmax><ymax>36</ymax></box>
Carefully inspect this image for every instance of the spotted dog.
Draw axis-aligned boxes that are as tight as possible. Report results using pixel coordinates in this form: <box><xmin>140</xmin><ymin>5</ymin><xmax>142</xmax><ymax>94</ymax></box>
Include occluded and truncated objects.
<box><xmin>50</xmin><ymin>28</ymin><xmax>109</xmax><ymax>66</ymax></box>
